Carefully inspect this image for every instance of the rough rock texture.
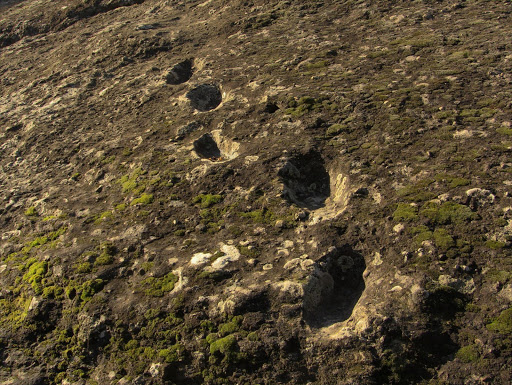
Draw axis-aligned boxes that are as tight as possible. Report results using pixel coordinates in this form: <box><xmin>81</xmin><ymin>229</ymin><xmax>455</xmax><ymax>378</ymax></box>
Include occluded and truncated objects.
<box><xmin>1</xmin><ymin>0</ymin><xmax>512</xmax><ymax>384</ymax></box>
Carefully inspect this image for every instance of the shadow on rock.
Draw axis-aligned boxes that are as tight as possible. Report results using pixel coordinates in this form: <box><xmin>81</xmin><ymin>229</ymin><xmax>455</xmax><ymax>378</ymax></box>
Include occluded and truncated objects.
<box><xmin>278</xmin><ymin>150</ymin><xmax>330</xmax><ymax>210</ymax></box>
<box><xmin>186</xmin><ymin>84</ymin><xmax>222</xmax><ymax>111</ymax></box>
<box><xmin>304</xmin><ymin>245</ymin><xmax>366</xmax><ymax>328</ymax></box>
<box><xmin>166</xmin><ymin>59</ymin><xmax>193</xmax><ymax>85</ymax></box>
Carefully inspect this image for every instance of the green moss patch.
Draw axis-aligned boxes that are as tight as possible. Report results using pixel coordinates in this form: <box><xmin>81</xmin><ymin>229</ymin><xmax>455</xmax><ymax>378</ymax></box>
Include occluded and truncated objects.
<box><xmin>393</xmin><ymin>203</ymin><xmax>418</xmax><ymax>221</ymax></box>
<box><xmin>130</xmin><ymin>193</ymin><xmax>154</xmax><ymax>206</ymax></box>
<box><xmin>142</xmin><ymin>272</ymin><xmax>178</xmax><ymax>297</ymax></box>
<box><xmin>24</xmin><ymin>206</ymin><xmax>38</xmax><ymax>217</ymax></box>
<box><xmin>433</xmin><ymin>228</ymin><xmax>455</xmax><ymax>250</ymax></box>
<box><xmin>158</xmin><ymin>344</ymin><xmax>184</xmax><ymax>363</ymax></box>
<box><xmin>193</xmin><ymin>194</ymin><xmax>223</xmax><ymax>208</ymax></box>
<box><xmin>209</xmin><ymin>334</ymin><xmax>237</xmax><ymax>357</ymax></box>
<box><xmin>420</xmin><ymin>201</ymin><xmax>478</xmax><ymax>225</ymax></box>
<box><xmin>456</xmin><ymin>345</ymin><xmax>479</xmax><ymax>363</ymax></box>
<box><xmin>22</xmin><ymin>259</ymin><xmax>48</xmax><ymax>295</ymax></box>
<box><xmin>487</xmin><ymin>307</ymin><xmax>512</xmax><ymax>334</ymax></box>
<box><xmin>80</xmin><ymin>279</ymin><xmax>105</xmax><ymax>302</ymax></box>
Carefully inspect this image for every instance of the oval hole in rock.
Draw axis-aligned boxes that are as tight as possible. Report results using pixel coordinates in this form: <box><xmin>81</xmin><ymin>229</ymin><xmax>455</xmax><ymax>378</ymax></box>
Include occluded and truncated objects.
<box><xmin>304</xmin><ymin>246</ymin><xmax>366</xmax><ymax>328</ymax></box>
<box><xmin>193</xmin><ymin>134</ymin><xmax>221</xmax><ymax>159</ymax></box>
<box><xmin>186</xmin><ymin>84</ymin><xmax>222</xmax><ymax>111</ymax></box>
<box><xmin>193</xmin><ymin>130</ymin><xmax>240</xmax><ymax>162</ymax></box>
<box><xmin>278</xmin><ymin>151</ymin><xmax>330</xmax><ymax>210</ymax></box>
<box><xmin>166</xmin><ymin>59</ymin><xmax>193</xmax><ymax>85</ymax></box>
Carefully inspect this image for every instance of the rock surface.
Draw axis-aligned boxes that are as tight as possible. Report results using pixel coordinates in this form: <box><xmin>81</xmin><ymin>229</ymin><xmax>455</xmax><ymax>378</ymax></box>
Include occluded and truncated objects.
<box><xmin>1</xmin><ymin>0</ymin><xmax>511</xmax><ymax>384</ymax></box>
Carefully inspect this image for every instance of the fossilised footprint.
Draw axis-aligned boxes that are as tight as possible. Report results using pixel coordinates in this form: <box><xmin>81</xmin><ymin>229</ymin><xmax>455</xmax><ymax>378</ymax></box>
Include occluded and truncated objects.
<box><xmin>186</xmin><ymin>84</ymin><xmax>222</xmax><ymax>111</ymax></box>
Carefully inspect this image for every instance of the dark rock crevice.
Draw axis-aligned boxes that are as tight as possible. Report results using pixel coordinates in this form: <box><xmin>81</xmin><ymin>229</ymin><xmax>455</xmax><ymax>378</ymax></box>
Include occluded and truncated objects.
<box><xmin>304</xmin><ymin>245</ymin><xmax>366</xmax><ymax>328</ymax></box>
<box><xmin>278</xmin><ymin>150</ymin><xmax>330</xmax><ymax>210</ymax></box>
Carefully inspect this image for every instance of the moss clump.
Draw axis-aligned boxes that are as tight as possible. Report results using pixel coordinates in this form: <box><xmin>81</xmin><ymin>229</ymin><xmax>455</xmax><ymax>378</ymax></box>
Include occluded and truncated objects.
<box><xmin>485</xmin><ymin>240</ymin><xmax>506</xmax><ymax>250</ymax></box>
<box><xmin>0</xmin><ymin>295</ymin><xmax>32</xmax><ymax>328</ymax></box>
<box><xmin>434</xmin><ymin>174</ymin><xmax>471</xmax><ymax>188</ymax></box>
<box><xmin>80</xmin><ymin>279</ymin><xmax>105</xmax><ymax>302</ymax></box>
<box><xmin>238</xmin><ymin>246</ymin><xmax>259</xmax><ymax>258</ymax></box>
<box><xmin>143</xmin><ymin>308</ymin><xmax>160</xmax><ymax>320</ymax></box>
<box><xmin>64</xmin><ymin>285</ymin><xmax>76</xmax><ymax>299</ymax></box>
<box><xmin>420</xmin><ymin>201</ymin><xmax>477</xmax><ymax>225</ymax></box>
<box><xmin>397</xmin><ymin>180</ymin><xmax>436</xmax><ymax>202</ymax></box>
<box><xmin>449</xmin><ymin>178</ymin><xmax>470</xmax><ymax>188</ymax></box>
<box><xmin>48</xmin><ymin>226</ymin><xmax>67</xmax><ymax>240</ymax></box>
<box><xmin>209</xmin><ymin>334</ymin><xmax>237</xmax><ymax>357</ymax></box>
<box><xmin>22</xmin><ymin>260</ymin><xmax>48</xmax><ymax>295</ymax></box>
<box><xmin>239</xmin><ymin>208</ymin><xmax>276</xmax><ymax>224</ymax></box>
<box><xmin>94</xmin><ymin>254</ymin><xmax>114</xmax><ymax>266</ymax></box>
<box><xmin>487</xmin><ymin>307</ymin><xmax>512</xmax><ymax>334</ymax></box>
<box><xmin>158</xmin><ymin>344</ymin><xmax>184</xmax><ymax>363</ymax></box>
<box><xmin>115</xmin><ymin>203</ymin><xmax>126</xmax><ymax>211</ymax></box>
<box><xmin>198</xmin><ymin>270</ymin><xmax>230</xmax><ymax>282</ymax></box>
<box><xmin>130</xmin><ymin>193</ymin><xmax>153</xmax><ymax>206</ymax></box>
<box><xmin>410</xmin><ymin>225</ymin><xmax>433</xmax><ymax>246</ymax></box>
<box><xmin>193</xmin><ymin>194</ymin><xmax>223</xmax><ymax>208</ymax></box>
<box><xmin>497</xmin><ymin>126</ymin><xmax>512</xmax><ymax>136</ymax></box>
<box><xmin>304</xmin><ymin>60</ymin><xmax>329</xmax><ymax>70</ymax></box>
<box><xmin>118</xmin><ymin>167</ymin><xmax>146</xmax><ymax>194</ymax></box>
<box><xmin>75</xmin><ymin>262</ymin><xmax>92</xmax><ymax>274</ymax></box>
<box><xmin>24</xmin><ymin>206</ymin><xmax>38</xmax><ymax>217</ymax></box>
<box><xmin>93</xmin><ymin>242</ymin><xmax>116</xmax><ymax>265</ymax></box>
<box><xmin>42</xmin><ymin>285</ymin><xmax>64</xmax><ymax>299</ymax></box>
<box><xmin>424</xmin><ymin>285</ymin><xmax>466</xmax><ymax>318</ymax></box>
<box><xmin>200</xmin><ymin>320</ymin><xmax>216</xmax><ymax>333</ymax></box>
<box><xmin>326</xmin><ymin>123</ymin><xmax>347</xmax><ymax>137</ymax></box>
<box><xmin>94</xmin><ymin>210</ymin><xmax>113</xmax><ymax>224</ymax></box>
<box><xmin>125</xmin><ymin>339</ymin><xmax>139</xmax><ymax>350</ymax></box>
<box><xmin>433</xmin><ymin>228</ymin><xmax>455</xmax><ymax>250</ymax></box>
<box><xmin>456</xmin><ymin>345</ymin><xmax>479</xmax><ymax>363</ymax></box>
<box><xmin>285</xmin><ymin>96</ymin><xmax>328</xmax><ymax>117</ymax></box>
<box><xmin>486</xmin><ymin>270</ymin><xmax>511</xmax><ymax>284</ymax></box>
<box><xmin>142</xmin><ymin>272</ymin><xmax>178</xmax><ymax>297</ymax></box>
<box><xmin>218</xmin><ymin>316</ymin><xmax>243</xmax><ymax>337</ymax></box>
<box><xmin>393</xmin><ymin>203</ymin><xmax>418</xmax><ymax>221</ymax></box>
<box><xmin>23</xmin><ymin>227</ymin><xmax>67</xmax><ymax>253</ymax></box>
<box><xmin>22</xmin><ymin>236</ymin><xmax>48</xmax><ymax>254</ymax></box>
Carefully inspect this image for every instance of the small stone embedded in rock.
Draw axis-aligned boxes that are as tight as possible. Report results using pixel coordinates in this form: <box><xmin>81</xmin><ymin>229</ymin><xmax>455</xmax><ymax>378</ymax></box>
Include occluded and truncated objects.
<box><xmin>275</xmin><ymin>220</ymin><xmax>285</xmax><ymax>228</ymax></box>
<box><xmin>466</xmin><ymin>188</ymin><xmax>495</xmax><ymax>210</ymax></box>
<box><xmin>393</xmin><ymin>223</ymin><xmax>405</xmax><ymax>234</ymax></box>
<box><xmin>296</xmin><ymin>210</ymin><xmax>308</xmax><ymax>220</ymax></box>
<box><xmin>283</xmin><ymin>258</ymin><xmax>301</xmax><ymax>271</ymax></box>
<box><xmin>262</xmin><ymin>263</ymin><xmax>273</xmax><ymax>270</ymax></box>
<box><xmin>191</xmin><ymin>252</ymin><xmax>212</xmax><ymax>266</ymax></box>
<box><xmin>283</xmin><ymin>240</ymin><xmax>294</xmax><ymax>248</ymax></box>
<box><xmin>148</xmin><ymin>362</ymin><xmax>162</xmax><ymax>377</ymax></box>
<box><xmin>300</xmin><ymin>259</ymin><xmax>315</xmax><ymax>271</ymax></box>
<box><xmin>210</xmin><ymin>243</ymin><xmax>240</xmax><ymax>270</ymax></box>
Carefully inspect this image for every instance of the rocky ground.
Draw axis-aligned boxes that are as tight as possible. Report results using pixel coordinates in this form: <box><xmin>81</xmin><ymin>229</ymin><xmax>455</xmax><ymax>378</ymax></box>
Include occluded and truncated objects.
<box><xmin>1</xmin><ymin>0</ymin><xmax>512</xmax><ymax>384</ymax></box>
